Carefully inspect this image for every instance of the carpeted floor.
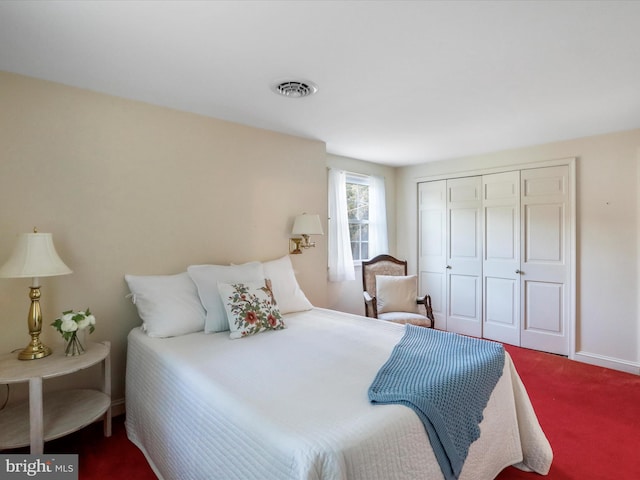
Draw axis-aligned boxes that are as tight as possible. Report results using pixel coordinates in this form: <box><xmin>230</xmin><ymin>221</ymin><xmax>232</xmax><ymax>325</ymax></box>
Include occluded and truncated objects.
<box><xmin>4</xmin><ymin>414</ymin><xmax>156</xmax><ymax>479</ymax></box>
<box><xmin>496</xmin><ymin>345</ymin><xmax>640</xmax><ymax>480</ymax></box>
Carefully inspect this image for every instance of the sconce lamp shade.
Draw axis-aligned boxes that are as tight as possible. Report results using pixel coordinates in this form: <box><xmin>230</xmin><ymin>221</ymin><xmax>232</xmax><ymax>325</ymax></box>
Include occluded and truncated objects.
<box><xmin>0</xmin><ymin>232</ymin><xmax>72</xmax><ymax>279</ymax></box>
<box><xmin>291</xmin><ymin>214</ymin><xmax>324</xmax><ymax>236</ymax></box>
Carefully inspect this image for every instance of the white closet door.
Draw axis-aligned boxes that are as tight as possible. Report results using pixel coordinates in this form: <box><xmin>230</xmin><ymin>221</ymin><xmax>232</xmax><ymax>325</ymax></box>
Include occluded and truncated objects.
<box><xmin>482</xmin><ymin>171</ymin><xmax>521</xmax><ymax>345</ymax></box>
<box><xmin>446</xmin><ymin>177</ymin><xmax>483</xmax><ymax>337</ymax></box>
<box><xmin>520</xmin><ymin>166</ymin><xmax>570</xmax><ymax>355</ymax></box>
<box><xmin>418</xmin><ymin>180</ymin><xmax>447</xmax><ymax>329</ymax></box>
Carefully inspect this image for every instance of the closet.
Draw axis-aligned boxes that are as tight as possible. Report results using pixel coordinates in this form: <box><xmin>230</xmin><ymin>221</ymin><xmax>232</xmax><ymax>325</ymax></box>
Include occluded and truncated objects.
<box><xmin>418</xmin><ymin>164</ymin><xmax>573</xmax><ymax>355</ymax></box>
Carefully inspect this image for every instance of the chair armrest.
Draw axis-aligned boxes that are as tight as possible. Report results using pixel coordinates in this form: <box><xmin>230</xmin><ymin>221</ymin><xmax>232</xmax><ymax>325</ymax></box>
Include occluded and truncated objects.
<box><xmin>363</xmin><ymin>291</ymin><xmax>377</xmax><ymax>318</ymax></box>
<box><xmin>416</xmin><ymin>294</ymin><xmax>435</xmax><ymax>328</ymax></box>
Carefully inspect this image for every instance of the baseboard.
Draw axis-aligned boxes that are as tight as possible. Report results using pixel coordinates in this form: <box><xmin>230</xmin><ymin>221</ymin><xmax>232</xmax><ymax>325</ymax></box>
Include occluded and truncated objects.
<box><xmin>573</xmin><ymin>351</ymin><xmax>640</xmax><ymax>375</ymax></box>
<box><xmin>90</xmin><ymin>397</ymin><xmax>124</xmax><ymax>429</ymax></box>
<box><xmin>111</xmin><ymin>397</ymin><xmax>125</xmax><ymax>417</ymax></box>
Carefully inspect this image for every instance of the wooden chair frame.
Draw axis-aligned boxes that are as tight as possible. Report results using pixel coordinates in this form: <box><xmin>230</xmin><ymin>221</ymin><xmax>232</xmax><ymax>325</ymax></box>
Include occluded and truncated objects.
<box><xmin>361</xmin><ymin>254</ymin><xmax>434</xmax><ymax>327</ymax></box>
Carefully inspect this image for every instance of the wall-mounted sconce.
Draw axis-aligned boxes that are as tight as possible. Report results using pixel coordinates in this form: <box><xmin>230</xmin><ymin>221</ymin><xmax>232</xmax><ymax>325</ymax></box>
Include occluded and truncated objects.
<box><xmin>290</xmin><ymin>213</ymin><xmax>324</xmax><ymax>254</ymax></box>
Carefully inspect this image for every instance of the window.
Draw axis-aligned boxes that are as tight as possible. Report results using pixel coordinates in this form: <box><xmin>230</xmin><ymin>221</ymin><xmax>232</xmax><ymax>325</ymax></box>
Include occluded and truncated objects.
<box><xmin>346</xmin><ymin>175</ymin><xmax>369</xmax><ymax>262</ymax></box>
<box><xmin>328</xmin><ymin>168</ymin><xmax>387</xmax><ymax>282</ymax></box>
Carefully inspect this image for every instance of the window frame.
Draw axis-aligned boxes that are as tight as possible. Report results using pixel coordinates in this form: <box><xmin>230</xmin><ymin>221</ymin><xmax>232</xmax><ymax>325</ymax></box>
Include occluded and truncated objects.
<box><xmin>345</xmin><ymin>173</ymin><xmax>371</xmax><ymax>266</ymax></box>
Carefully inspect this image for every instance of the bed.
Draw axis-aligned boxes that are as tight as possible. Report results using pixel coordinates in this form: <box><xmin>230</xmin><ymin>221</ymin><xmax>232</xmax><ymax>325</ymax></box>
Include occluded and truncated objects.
<box><xmin>125</xmin><ymin>304</ymin><xmax>552</xmax><ymax>480</ymax></box>
<box><xmin>124</xmin><ymin>256</ymin><xmax>551</xmax><ymax>479</ymax></box>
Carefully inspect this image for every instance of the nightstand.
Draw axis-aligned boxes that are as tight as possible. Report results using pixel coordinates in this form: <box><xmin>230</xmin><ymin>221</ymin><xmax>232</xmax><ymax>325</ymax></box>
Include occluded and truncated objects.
<box><xmin>0</xmin><ymin>341</ymin><xmax>111</xmax><ymax>454</ymax></box>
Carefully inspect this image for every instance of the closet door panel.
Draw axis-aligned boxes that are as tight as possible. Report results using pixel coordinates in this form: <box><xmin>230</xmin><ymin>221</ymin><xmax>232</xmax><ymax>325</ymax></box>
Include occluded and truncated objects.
<box><xmin>446</xmin><ymin>177</ymin><xmax>482</xmax><ymax>337</ymax></box>
<box><xmin>521</xmin><ymin>166</ymin><xmax>570</xmax><ymax>355</ymax></box>
<box><xmin>420</xmin><ymin>271</ymin><xmax>444</xmax><ymax>318</ymax></box>
<box><xmin>418</xmin><ymin>181</ymin><xmax>447</xmax><ymax>329</ymax></box>
<box><xmin>485</xmin><ymin>277</ymin><xmax>517</xmax><ymax>324</ymax></box>
<box><xmin>525</xmin><ymin>204</ymin><xmax>564</xmax><ymax>263</ymax></box>
<box><xmin>524</xmin><ymin>281</ymin><xmax>564</xmax><ymax>333</ymax></box>
<box><xmin>449</xmin><ymin>274</ymin><xmax>480</xmax><ymax>317</ymax></box>
<box><xmin>482</xmin><ymin>171</ymin><xmax>521</xmax><ymax>345</ymax></box>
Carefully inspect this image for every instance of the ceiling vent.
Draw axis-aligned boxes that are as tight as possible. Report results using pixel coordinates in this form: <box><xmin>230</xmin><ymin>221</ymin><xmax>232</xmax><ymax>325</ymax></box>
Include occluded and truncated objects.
<box><xmin>273</xmin><ymin>80</ymin><xmax>318</xmax><ymax>98</ymax></box>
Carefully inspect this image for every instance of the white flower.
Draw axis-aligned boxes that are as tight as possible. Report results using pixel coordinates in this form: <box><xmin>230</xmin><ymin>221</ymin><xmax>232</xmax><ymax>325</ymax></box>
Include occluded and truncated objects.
<box><xmin>60</xmin><ymin>317</ymin><xmax>79</xmax><ymax>333</ymax></box>
<box><xmin>77</xmin><ymin>316</ymin><xmax>90</xmax><ymax>330</ymax></box>
<box><xmin>52</xmin><ymin>308</ymin><xmax>96</xmax><ymax>341</ymax></box>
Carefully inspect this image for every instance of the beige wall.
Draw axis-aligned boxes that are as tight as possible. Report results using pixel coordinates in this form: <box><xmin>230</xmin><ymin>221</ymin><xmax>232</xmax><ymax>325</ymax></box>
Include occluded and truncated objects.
<box><xmin>325</xmin><ymin>154</ymin><xmax>397</xmax><ymax>315</ymax></box>
<box><xmin>397</xmin><ymin>129</ymin><xmax>640</xmax><ymax>374</ymax></box>
<box><xmin>2</xmin><ymin>69</ymin><xmax>637</xmax><ymax>415</ymax></box>
<box><xmin>0</xmin><ymin>71</ymin><xmax>329</xmax><ymax>404</ymax></box>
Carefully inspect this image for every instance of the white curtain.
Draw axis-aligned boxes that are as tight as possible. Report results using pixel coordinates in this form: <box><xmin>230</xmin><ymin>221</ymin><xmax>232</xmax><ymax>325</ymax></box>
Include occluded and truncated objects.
<box><xmin>328</xmin><ymin>168</ymin><xmax>355</xmax><ymax>282</ymax></box>
<box><xmin>368</xmin><ymin>175</ymin><xmax>389</xmax><ymax>258</ymax></box>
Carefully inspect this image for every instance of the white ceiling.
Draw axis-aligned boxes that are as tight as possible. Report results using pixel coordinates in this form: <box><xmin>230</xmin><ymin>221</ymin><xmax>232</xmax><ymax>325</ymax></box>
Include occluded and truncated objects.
<box><xmin>1</xmin><ymin>1</ymin><xmax>639</xmax><ymax>166</ymax></box>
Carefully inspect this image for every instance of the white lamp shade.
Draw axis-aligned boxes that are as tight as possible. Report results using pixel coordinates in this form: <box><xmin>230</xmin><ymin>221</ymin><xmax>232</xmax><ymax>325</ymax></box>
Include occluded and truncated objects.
<box><xmin>0</xmin><ymin>232</ymin><xmax>72</xmax><ymax>278</ymax></box>
<box><xmin>291</xmin><ymin>214</ymin><xmax>324</xmax><ymax>235</ymax></box>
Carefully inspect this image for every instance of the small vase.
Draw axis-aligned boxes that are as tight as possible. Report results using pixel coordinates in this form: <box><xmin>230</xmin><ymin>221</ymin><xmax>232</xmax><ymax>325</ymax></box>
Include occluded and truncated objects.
<box><xmin>65</xmin><ymin>332</ymin><xmax>85</xmax><ymax>356</ymax></box>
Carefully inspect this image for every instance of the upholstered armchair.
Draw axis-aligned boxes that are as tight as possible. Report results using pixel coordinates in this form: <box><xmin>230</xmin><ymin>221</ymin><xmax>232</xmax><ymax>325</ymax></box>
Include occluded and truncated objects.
<box><xmin>362</xmin><ymin>254</ymin><xmax>434</xmax><ymax>328</ymax></box>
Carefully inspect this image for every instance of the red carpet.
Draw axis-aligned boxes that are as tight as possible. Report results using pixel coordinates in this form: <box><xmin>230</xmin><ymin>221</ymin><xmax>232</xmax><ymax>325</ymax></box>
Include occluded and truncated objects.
<box><xmin>6</xmin><ymin>345</ymin><xmax>639</xmax><ymax>479</ymax></box>
<box><xmin>5</xmin><ymin>415</ymin><xmax>156</xmax><ymax>479</ymax></box>
<box><xmin>497</xmin><ymin>345</ymin><xmax>640</xmax><ymax>480</ymax></box>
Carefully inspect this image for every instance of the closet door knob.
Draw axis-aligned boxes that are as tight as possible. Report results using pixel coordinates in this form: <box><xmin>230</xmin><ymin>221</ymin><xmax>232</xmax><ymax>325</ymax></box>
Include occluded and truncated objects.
<box><xmin>516</xmin><ymin>269</ymin><xmax>523</xmax><ymax>274</ymax></box>
<box><xmin>446</xmin><ymin>265</ymin><xmax>452</xmax><ymax>269</ymax></box>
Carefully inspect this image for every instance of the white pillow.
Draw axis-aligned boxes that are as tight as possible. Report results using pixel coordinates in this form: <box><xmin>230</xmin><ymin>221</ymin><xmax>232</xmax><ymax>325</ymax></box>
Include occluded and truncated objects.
<box><xmin>218</xmin><ymin>280</ymin><xmax>286</xmax><ymax>339</ymax></box>
<box><xmin>376</xmin><ymin>275</ymin><xmax>419</xmax><ymax>314</ymax></box>
<box><xmin>263</xmin><ymin>255</ymin><xmax>313</xmax><ymax>314</ymax></box>
<box><xmin>188</xmin><ymin>262</ymin><xmax>265</xmax><ymax>333</ymax></box>
<box><xmin>124</xmin><ymin>272</ymin><xmax>206</xmax><ymax>338</ymax></box>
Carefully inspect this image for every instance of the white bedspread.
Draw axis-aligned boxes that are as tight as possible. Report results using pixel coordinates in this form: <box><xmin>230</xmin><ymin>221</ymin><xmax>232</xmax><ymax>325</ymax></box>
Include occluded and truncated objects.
<box><xmin>126</xmin><ymin>308</ymin><xmax>552</xmax><ymax>480</ymax></box>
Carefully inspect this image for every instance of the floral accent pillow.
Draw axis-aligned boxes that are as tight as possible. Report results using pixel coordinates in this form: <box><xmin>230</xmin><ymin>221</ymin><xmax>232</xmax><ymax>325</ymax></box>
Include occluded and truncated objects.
<box><xmin>218</xmin><ymin>280</ymin><xmax>286</xmax><ymax>339</ymax></box>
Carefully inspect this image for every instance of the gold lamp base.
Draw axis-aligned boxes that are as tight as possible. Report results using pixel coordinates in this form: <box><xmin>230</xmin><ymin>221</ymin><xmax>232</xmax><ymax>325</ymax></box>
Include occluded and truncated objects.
<box><xmin>18</xmin><ymin>340</ymin><xmax>52</xmax><ymax>360</ymax></box>
<box><xmin>290</xmin><ymin>238</ymin><xmax>303</xmax><ymax>254</ymax></box>
<box><xmin>18</xmin><ymin>285</ymin><xmax>52</xmax><ymax>361</ymax></box>
<box><xmin>289</xmin><ymin>235</ymin><xmax>316</xmax><ymax>255</ymax></box>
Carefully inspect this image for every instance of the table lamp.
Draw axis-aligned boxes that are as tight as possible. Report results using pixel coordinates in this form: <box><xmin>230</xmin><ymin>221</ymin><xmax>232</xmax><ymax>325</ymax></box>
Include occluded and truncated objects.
<box><xmin>0</xmin><ymin>229</ymin><xmax>72</xmax><ymax>360</ymax></box>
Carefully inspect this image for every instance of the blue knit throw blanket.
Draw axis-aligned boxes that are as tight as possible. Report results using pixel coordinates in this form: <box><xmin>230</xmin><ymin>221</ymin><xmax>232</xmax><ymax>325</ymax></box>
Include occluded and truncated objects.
<box><xmin>368</xmin><ymin>325</ymin><xmax>505</xmax><ymax>480</ymax></box>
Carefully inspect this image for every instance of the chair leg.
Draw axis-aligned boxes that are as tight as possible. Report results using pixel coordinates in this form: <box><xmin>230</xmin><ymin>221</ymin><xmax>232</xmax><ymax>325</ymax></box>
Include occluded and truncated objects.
<box><xmin>425</xmin><ymin>295</ymin><xmax>435</xmax><ymax>328</ymax></box>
